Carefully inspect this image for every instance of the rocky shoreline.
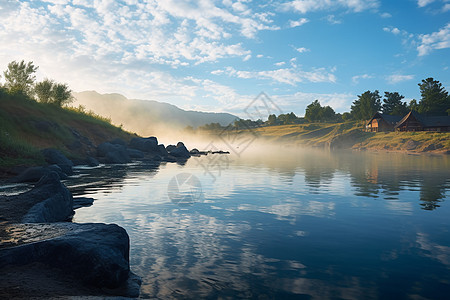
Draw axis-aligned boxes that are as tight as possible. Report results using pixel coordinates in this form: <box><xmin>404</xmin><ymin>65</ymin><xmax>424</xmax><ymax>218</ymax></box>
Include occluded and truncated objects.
<box><xmin>0</xmin><ymin>136</ymin><xmax>213</xmax><ymax>298</ymax></box>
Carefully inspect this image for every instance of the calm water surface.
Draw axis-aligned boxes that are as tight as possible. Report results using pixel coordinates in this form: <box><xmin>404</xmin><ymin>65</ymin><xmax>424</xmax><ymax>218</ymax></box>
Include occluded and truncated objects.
<box><xmin>69</xmin><ymin>149</ymin><xmax>450</xmax><ymax>299</ymax></box>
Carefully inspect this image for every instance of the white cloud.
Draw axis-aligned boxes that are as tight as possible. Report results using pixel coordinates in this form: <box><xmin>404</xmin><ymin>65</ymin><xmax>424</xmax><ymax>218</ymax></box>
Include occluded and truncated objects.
<box><xmin>417</xmin><ymin>23</ymin><xmax>450</xmax><ymax>56</ymax></box>
<box><xmin>325</xmin><ymin>14</ymin><xmax>342</xmax><ymax>24</ymax></box>
<box><xmin>386</xmin><ymin>74</ymin><xmax>415</xmax><ymax>84</ymax></box>
<box><xmin>418</xmin><ymin>0</ymin><xmax>435</xmax><ymax>7</ymax></box>
<box><xmin>0</xmin><ymin>0</ymin><xmax>280</xmax><ymax>70</ymax></box>
<box><xmin>444</xmin><ymin>4</ymin><xmax>450</xmax><ymax>12</ymax></box>
<box><xmin>380</xmin><ymin>12</ymin><xmax>392</xmax><ymax>18</ymax></box>
<box><xmin>289</xmin><ymin>18</ymin><xmax>309</xmax><ymax>28</ymax></box>
<box><xmin>296</xmin><ymin>47</ymin><xmax>310</xmax><ymax>53</ymax></box>
<box><xmin>383</xmin><ymin>27</ymin><xmax>401</xmax><ymax>35</ymax></box>
<box><xmin>352</xmin><ymin>74</ymin><xmax>373</xmax><ymax>84</ymax></box>
<box><xmin>274</xmin><ymin>91</ymin><xmax>355</xmax><ymax>114</ymax></box>
<box><xmin>220</xmin><ymin>66</ymin><xmax>336</xmax><ymax>85</ymax></box>
<box><xmin>275</xmin><ymin>61</ymin><xmax>286</xmax><ymax>66</ymax></box>
<box><xmin>284</xmin><ymin>0</ymin><xmax>380</xmax><ymax>14</ymax></box>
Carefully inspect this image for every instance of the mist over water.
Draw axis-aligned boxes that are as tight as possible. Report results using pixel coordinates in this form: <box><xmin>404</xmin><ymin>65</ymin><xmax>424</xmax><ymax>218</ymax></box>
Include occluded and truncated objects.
<box><xmin>69</xmin><ymin>148</ymin><xmax>450</xmax><ymax>299</ymax></box>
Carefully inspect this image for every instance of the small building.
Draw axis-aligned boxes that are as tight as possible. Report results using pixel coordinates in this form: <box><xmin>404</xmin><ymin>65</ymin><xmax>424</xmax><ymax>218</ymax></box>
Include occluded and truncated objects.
<box><xmin>366</xmin><ymin>112</ymin><xmax>402</xmax><ymax>132</ymax></box>
<box><xmin>395</xmin><ymin>111</ymin><xmax>450</xmax><ymax>132</ymax></box>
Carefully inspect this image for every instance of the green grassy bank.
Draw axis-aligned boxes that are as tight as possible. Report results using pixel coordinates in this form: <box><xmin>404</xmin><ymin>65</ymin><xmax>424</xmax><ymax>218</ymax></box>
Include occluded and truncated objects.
<box><xmin>0</xmin><ymin>92</ymin><xmax>135</xmax><ymax>168</ymax></box>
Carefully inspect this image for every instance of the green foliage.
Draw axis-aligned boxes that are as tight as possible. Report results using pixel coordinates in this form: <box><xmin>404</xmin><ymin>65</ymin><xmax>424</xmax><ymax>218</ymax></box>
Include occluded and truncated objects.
<box><xmin>418</xmin><ymin>78</ymin><xmax>450</xmax><ymax>115</ymax></box>
<box><xmin>3</xmin><ymin>60</ymin><xmax>38</xmax><ymax>96</ymax></box>
<box><xmin>305</xmin><ymin>100</ymin><xmax>337</xmax><ymax>122</ymax></box>
<box><xmin>342</xmin><ymin>112</ymin><xmax>352</xmax><ymax>121</ymax></box>
<box><xmin>34</xmin><ymin>79</ymin><xmax>73</xmax><ymax>107</ymax></box>
<box><xmin>350</xmin><ymin>90</ymin><xmax>381</xmax><ymax>120</ymax></box>
<box><xmin>267</xmin><ymin>114</ymin><xmax>277</xmax><ymax>126</ymax></box>
<box><xmin>52</xmin><ymin>82</ymin><xmax>73</xmax><ymax>107</ymax></box>
<box><xmin>198</xmin><ymin>122</ymin><xmax>224</xmax><ymax>131</ymax></box>
<box><xmin>408</xmin><ymin>99</ymin><xmax>420</xmax><ymax>111</ymax></box>
<box><xmin>382</xmin><ymin>92</ymin><xmax>408</xmax><ymax>116</ymax></box>
<box><xmin>34</xmin><ymin>78</ymin><xmax>54</xmax><ymax>103</ymax></box>
<box><xmin>265</xmin><ymin>112</ymin><xmax>304</xmax><ymax>126</ymax></box>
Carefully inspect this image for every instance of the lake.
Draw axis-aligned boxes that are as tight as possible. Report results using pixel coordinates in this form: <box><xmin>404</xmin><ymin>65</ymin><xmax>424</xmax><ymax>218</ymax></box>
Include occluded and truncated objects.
<box><xmin>69</xmin><ymin>148</ymin><xmax>450</xmax><ymax>299</ymax></box>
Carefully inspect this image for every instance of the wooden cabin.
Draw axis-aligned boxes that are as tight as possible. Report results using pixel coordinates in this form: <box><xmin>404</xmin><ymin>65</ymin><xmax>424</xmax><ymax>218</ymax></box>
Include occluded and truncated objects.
<box><xmin>366</xmin><ymin>112</ymin><xmax>402</xmax><ymax>132</ymax></box>
<box><xmin>395</xmin><ymin>111</ymin><xmax>450</xmax><ymax>132</ymax></box>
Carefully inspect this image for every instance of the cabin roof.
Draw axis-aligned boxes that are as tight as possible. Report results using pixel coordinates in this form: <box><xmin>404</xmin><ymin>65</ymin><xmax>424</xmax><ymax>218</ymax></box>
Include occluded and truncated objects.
<box><xmin>367</xmin><ymin>112</ymin><xmax>402</xmax><ymax>126</ymax></box>
<box><xmin>395</xmin><ymin>111</ymin><xmax>450</xmax><ymax>128</ymax></box>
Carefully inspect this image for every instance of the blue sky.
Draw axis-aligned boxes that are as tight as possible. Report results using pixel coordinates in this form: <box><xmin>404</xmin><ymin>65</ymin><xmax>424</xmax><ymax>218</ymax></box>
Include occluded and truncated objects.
<box><xmin>0</xmin><ymin>0</ymin><xmax>449</xmax><ymax>118</ymax></box>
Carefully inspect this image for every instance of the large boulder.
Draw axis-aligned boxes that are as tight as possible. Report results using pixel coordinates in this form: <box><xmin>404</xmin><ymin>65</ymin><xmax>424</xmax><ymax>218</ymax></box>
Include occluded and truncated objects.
<box><xmin>109</xmin><ymin>138</ymin><xmax>127</xmax><ymax>146</ymax></box>
<box><xmin>11</xmin><ymin>165</ymin><xmax>67</xmax><ymax>183</ymax></box>
<box><xmin>41</xmin><ymin>148</ymin><xmax>74</xmax><ymax>175</ymax></box>
<box><xmin>129</xmin><ymin>137</ymin><xmax>158</xmax><ymax>153</ymax></box>
<box><xmin>97</xmin><ymin>142</ymin><xmax>130</xmax><ymax>164</ymax></box>
<box><xmin>127</xmin><ymin>148</ymin><xmax>145</xmax><ymax>159</ymax></box>
<box><xmin>168</xmin><ymin>142</ymin><xmax>191</xmax><ymax>159</ymax></box>
<box><xmin>21</xmin><ymin>172</ymin><xmax>74</xmax><ymax>223</ymax></box>
<box><xmin>0</xmin><ymin>222</ymin><xmax>139</xmax><ymax>294</ymax></box>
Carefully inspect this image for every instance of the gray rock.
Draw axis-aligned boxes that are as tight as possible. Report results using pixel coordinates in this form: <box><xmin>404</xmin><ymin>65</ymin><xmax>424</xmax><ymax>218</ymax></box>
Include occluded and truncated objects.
<box><xmin>97</xmin><ymin>142</ymin><xmax>130</xmax><ymax>164</ymax></box>
<box><xmin>0</xmin><ymin>222</ymin><xmax>140</xmax><ymax>293</ymax></box>
<box><xmin>11</xmin><ymin>165</ymin><xmax>67</xmax><ymax>183</ymax></box>
<box><xmin>41</xmin><ymin>148</ymin><xmax>74</xmax><ymax>175</ymax></box>
<box><xmin>158</xmin><ymin>144</ymin><xmax>168</xmax><ymax>157</ymax></box>
<box><xmin>168</xmin><ymin>142</ymin><xmax>191</xmax><ymax>158</ymax></box>
<box><xmin>21</xmin><ymin>172</ymin><xmax>74</xmax><ymax>223</ymax></box>
<box><xmin>110</xmin><ymin>138</ymin><xmax>127</xmax><ymax>146</ymax></box>
<box><xmin>128</xmin><ymin>148</ymin><xmax>145</xmax><ymax>159</ymax></box>
<box><xmin>73</xmin><ymin>197</ymin><xmax>95</xmax><ymax>210</ymax></box>
<box><xmin>166</xmin><ymin>144</ymin><xmax>176</xmax><ymax>152</ymax></box>
<box><xmin>129</xmin><ymin>137</ymin><xmax>158</xmax><ymax>153</ymax></box>
<box><xmin>86</xmin><ymin>156</ymin><xmax>100</xmax><ymax>167</ymax></box>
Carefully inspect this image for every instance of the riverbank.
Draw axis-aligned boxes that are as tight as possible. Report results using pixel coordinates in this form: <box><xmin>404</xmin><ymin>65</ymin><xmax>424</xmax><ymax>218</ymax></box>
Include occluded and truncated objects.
<box><xmin>199</xmin><ymin>122</ymin><xmax>450</xmax><ymax>155</ymax></box>
<box><xmin>0</xmin><ymin>133</ymin><xmax>203</xmax><ymax>298</ymax></box>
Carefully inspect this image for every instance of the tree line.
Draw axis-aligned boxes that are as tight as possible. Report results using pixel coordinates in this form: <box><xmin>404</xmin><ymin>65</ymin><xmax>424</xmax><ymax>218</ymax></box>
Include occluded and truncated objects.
<box><xmin>195</xmin><ymin>77</ymin><xmax>449</xmax><ymax>131</ymax></box>
<box><xmin>348</xmin><ymin>77</ymin><xmax>449</xmax><ymax>120</ymax></box>
<box><xmin>0</xmin><ymin>60</ymin><xmax>73</xmax><ymax>106</ymax></box>
<box><xmin>306</xmin><ymin>78</ymin><xmax>449</xmax><ymax>122</ymax></box>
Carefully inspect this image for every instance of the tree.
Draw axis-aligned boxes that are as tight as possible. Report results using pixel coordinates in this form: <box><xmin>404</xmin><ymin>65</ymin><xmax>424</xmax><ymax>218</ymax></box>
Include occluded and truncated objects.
<box><xmin>3</xmin><ymin>60</ymin><xmax>38</xmax><ymax>95</ymax></box>
<box><xmin>342</xmin><ymin>112</ymin><xmax>352</xmax><ymax>121</ymax></box>
<box><xmin>305</xmin><ymin>100</ymin><xmax>322</xmax><ymax>122</ymax></box>
<box><xmin>382</xmin><ymin>92</ymin><xmax>408</xmax><ymax>116</ymax></box>
<box><xmin>408</xmin><ymin>99</ymin><xmax>420</xmax><ymax>111</ymax></box>
<box><xmin>34</xmin><ymin>78</ymin><xmax>54</xmax><ymax>103</ymax></box>
<box><xmin>267</xmin><ymin>114</ymin><xmax>277</xmax><ymax>126</ymax></box>
<box><xmin>321</xmin><ymin>106</ymin><xmax>336</xmax><ymax>121</ymax></box>
<box><xmin>52</xmin><ymin>83</ymin><xmax>73</xmax><ymax>107</ymax></box>
<box><xmin>350</xmin><ymin>90</ymin><xmax>381</xmax><ymax>120</ymax></box>
<box><xmin>418</xmin><ymin>78</ymin><xmax>450</xmax><ymax>115</ymax></box>
<box><xmin>305</xmin><ymin>100</ymin><xmax>336</xmax><ymax>122</ymax></box>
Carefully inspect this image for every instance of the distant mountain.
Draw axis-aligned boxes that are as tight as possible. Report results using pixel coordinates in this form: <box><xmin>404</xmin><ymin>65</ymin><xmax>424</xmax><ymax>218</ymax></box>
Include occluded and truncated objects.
<box><xmin>72</xmin><ymin>91</ymin><xmax>238</xmax><ymax>136</ymax></box>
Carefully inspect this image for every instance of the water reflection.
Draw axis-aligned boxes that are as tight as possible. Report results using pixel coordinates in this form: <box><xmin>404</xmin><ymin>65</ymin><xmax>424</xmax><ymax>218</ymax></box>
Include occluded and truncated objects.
<box><xmin>235</xmin><ymin>150</ymin><xmax>449</xmax><ymax>210</ymax></box>
<box><xmin>68</xmin><ymin>149</ymin><xmax>450</xmax><ymax>299</ymax></box>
